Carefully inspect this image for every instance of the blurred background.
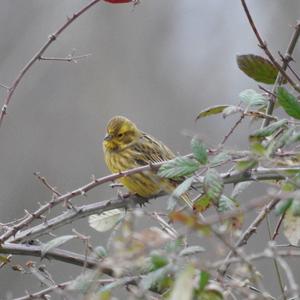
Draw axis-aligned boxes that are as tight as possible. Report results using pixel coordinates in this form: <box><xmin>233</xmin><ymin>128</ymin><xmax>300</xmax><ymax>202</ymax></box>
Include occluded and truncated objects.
<box><xmin>0</xmin><ymin>0</ymin><xmax>300</xmax><ymax>298</ymax></box>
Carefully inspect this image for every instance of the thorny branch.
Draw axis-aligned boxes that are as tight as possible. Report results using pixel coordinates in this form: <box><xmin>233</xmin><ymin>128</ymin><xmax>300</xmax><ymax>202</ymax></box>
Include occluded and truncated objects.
<box><xmin>1</xmin><ymin>2</ymin><xmax>300</xmax><ymax>299</ymax></box>
<box><xmin>240</xmin><ymin>0</ymin><xmax>300</xmax><ymax>95</ymax></box>
<box><xmin>0</xmin><ymin>242</ymin><xmax>99</xmax><ymax>270</ymax></box>
<box><xmin>1</xmin><ymin>165</ymin><xmax>294</xmax><ymax>244</ymax></box>
<box><xmin>219</xmin><ymin>197</ymin><xmax>280</xmax><ymax>275</ymax></box>
<box><xmin>0</xmin><ymin>0</ymin><xmax>101</xmax><ymax>128</ymax></box>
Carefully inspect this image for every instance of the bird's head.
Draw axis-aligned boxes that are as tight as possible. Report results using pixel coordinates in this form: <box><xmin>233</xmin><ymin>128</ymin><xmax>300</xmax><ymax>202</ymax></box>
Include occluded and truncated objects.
<box><xmin>103</xmin><ymin>116</ymin><xmax>141</xmax><ymax>151</ymax></box>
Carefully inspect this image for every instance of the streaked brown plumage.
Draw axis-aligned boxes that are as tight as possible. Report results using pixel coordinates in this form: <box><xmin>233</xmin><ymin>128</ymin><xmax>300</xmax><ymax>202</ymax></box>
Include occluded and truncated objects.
<box><xmin>103</xmin><ymin>116</ymin><xmax>192</xmax><ymax>207</ymax></box>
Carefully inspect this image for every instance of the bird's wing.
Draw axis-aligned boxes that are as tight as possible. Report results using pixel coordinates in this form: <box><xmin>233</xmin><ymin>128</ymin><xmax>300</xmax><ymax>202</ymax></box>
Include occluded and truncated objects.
<box><xmin>131</xmin><ymin>133</ymin><xmax>193</xmax><ymax>208</ymax></box>
<box><xmin>130</xmin><ymin>133</ymin><xmax>175</xmax><ymax>165</ymax></box>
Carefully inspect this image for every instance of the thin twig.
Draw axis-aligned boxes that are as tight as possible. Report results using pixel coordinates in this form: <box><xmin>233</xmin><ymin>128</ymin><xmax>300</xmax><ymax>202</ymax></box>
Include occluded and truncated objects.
<box><xmin>219</xmin><ymin>197</ymin><xmax>281</xmax><ymax>276</ymax></box>
<box><xmin>0</xmin><ymin>160</ymin><xmax>167</xmax><ymax>244</ymax></box>
<box><xmin>0</xmin><ymin>83</ymin><xmax>10</xmax><ymax>90</ymax></box>
<box><xmin>270</xmin><ymin>245</ymin><xmax>299</xmax><ymax>299</ymax></box>
<box><xmin>240</xmin><ymin>0</ymin><xmax>300</xmax><ymax>95</ymax></box>
<box><xmin>271</xmin><ymin>211</ymin><xmax>286</xmax><ymax>241</ymax></box>
<box><xmin>13</xmin><ymin>278</ymin><xmax>116</xmax><ymax>300</ymax></box>
<box><xmin>266</xmin><ymin>216</ymin><xmax>286</xmax><ymax>299</ymax></box>
<box><xmin>220</xmin><ymin>113</ymin><xmax>245</xmax><ymax>146</ymax></box>
<box><xmin>0</xmin><ymin>0</ymin><xmax>101</xmax><ymax>127</ymax></box>
<box><xmin>8</xmin><ymin>166</ymin><xmax>295</xmax><ymax>243</ymax></box>
<box><xmin>211</xmin><ymin>248</ymin><xmax>300</xmax><ymax>269</ymax></box>
<box><xmin>213</xmin><ymin>228</ymin><xmax>266</xmax><ymax>294</ymax></box>
<box><xmin>13</xmin><ymin>280</ymin><xmax>71</xmax><ymax>300</ymax></box>
<box><xmin>39</xmin><ymin>53</ymin><xmax>91</xmax><ymax>63</ymax></box>
<box><xmin>278</xmin><ymin>51</ymin><xmax>300</xmax><ymax>82</ymax></box>
<box><xmin>34</xmin><ymin>172</ymin><xmax>62</xmax><ymax>196</ymax></box>
<box><xmin>262</xmin><ymin>20</ymin><xmax>300</xmax><ymax>127</ymax></box>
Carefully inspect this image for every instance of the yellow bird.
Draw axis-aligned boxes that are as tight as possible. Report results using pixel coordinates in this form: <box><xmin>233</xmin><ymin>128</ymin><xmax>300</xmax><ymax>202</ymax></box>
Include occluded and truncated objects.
<box><xmin>103</xmin><ymin>116</ymin><xmax>192</xmax><ymax>207</ymax></box>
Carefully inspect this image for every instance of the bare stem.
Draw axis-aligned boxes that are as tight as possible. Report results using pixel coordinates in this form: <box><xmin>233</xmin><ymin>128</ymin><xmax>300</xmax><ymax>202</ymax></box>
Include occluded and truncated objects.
<box><xmin>219</xmin><ymin>197</ymin><xmax>280</xmax><ymax>275</ymax></box>
<box><xmin>262</xmin><ymin>20</ymin><xmax>300</xmax><ymax>127</ymax></box>
<box><xmin>9</xmin><ymin>166</ymin><xmax>297</xmax><ymax>243</ymax></box>
<box><xmin>240</xmin><ymin>0</ymin><xmax>300</xmax><ymax>95</ymax></box>
<box><xmin>0</xmin><ymin>0</ymin><xmax>101</xmax><ymax>128</ymax></box>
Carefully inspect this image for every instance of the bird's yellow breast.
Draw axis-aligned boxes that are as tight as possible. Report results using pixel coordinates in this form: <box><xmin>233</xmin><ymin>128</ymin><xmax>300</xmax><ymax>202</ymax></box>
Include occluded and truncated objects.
<box><xmin>103</xmin><ymin>146</ymin><xmax>173</xmax><ymax>197</ymax></box>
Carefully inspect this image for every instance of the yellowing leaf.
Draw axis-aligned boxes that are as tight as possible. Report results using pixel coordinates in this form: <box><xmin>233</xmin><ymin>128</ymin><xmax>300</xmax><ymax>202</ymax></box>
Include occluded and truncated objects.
<box><xmin>196</xmin><ymin>105</ymin><xmax>230</xmax><ymax>120</ymax></box>
<box><xmin>170</xmin><ymin>264</ymin><xmax>195</xmax><ymax>300</ymax></box>
<box><xmin>237</xmin><ymin>54</ymin><xmax>283</xmax><ymax>84</ymax></box>
<box><xmin>193</xmin><ymin>195</ymin><xmax>211</xmax><ymax>213</ymax></box>
<box><xmin>89</xmin><ymin>209</ymin><xmax>125</xmax><ymax>232</ymax></box>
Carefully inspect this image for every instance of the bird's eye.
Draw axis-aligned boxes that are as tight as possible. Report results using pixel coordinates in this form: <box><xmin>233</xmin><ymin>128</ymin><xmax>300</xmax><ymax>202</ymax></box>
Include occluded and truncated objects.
<box><xmin>117</xmin><ymin>133</ymin><xmax>124</xmax><ymax>138</ymax></box>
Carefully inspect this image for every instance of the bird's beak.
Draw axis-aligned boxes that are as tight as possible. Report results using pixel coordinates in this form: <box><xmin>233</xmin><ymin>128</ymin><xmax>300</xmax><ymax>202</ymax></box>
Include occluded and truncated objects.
<box><xmin>104</xmin><ymin>133</ymin><xmax>112</xmax><ymax>141</ymax></box>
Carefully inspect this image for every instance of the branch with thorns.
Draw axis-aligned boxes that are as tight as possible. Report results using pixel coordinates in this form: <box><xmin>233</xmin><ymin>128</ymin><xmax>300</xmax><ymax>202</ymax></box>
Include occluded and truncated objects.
<box><xmin>0</xmin><ymin>0</ymin><xmax>101</xmax><ymax>128</ymax></box>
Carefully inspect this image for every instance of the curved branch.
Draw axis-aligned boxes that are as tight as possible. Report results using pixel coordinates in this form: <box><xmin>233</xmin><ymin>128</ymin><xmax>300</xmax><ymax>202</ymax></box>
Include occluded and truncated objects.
<box><xmin>10</xmin><ymin>194</ymin><xmax>148</xmax><ymax>243</ymax></box>
<box><xmin>10</xmin><ymin>166</ymin><xmax>296</xmax><ymax>243</ymax></box>
<box><xmin>0</xmin><ymin>161</ymin><xmax>165</xmax><ymax>244</ymax></box>
<box><xmin>0</xmin><ymin>0</ymin><xmax>101</xmax><ymax>127</ymax></box>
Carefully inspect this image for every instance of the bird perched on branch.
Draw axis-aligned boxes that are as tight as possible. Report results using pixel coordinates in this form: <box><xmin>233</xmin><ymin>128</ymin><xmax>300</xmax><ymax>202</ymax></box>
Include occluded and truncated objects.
<box><xmin>102</xmin><ymin>116</ymin><xmax>192</xmax><ymax>207</ymax></box>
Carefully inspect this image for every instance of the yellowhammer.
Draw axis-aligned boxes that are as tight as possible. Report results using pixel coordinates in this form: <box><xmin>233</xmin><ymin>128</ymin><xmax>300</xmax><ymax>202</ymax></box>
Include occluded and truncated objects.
<box><xmin>102</xmin><ymin>116</ymin><xmax>192</xmax><ymax>207</ymax></box>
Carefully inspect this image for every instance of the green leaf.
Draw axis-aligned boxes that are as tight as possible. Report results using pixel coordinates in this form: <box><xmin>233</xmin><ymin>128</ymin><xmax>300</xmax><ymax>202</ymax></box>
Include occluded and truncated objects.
<box><xmin>210</xmin><ymin>152</ymin><xmax>231</xmax><ymax>167</ymax></box>
<box><xmin>277</xmin><ymin>87</ymin><xmax>300</xmax><ymax>120</ymax></box>
<box><xmin>93</xmin><ymin>246</ymin><xmax>108</xmax><ymax>258</ymax></box>
<box><xmin>158</xmin><ymin>157</ymin><xmax>200</xmax><ymax>179</ymax></box>
<box><xmin>218</xmin><ymin>195</ymin><xmax>237</xmax><ymax>212</ymax></box>
<box><xmin>237</xmin><ymin>54</ymin><xmax>282</xmax><ymax>84</ymax></box>
<box><xmin>250</xmin><ymin>142</ymin><xmax>266</xmax><ymax>155</ymax></box>
<box><xmin>198</xmin><ymin>271</ymin><xmax>210</xmax><ymax>291</ymax></box>
<box><xmin>89</xmin><ymin>209</ymin><xmax>125</xmax><ymax>232</ymax></box>
<box><xmin>239</xmin><ymin>89</ymin><xmax>267</xmax><ymax>108</ymax></box>
<box><xmin>140</xmin><ymin>264</ymin><xmax>172</xmax><ymax>290</ymax></box>
<box><xmin>250</xmin><ymin>119</ymin><xmax>288</xmax><ymax>138</ymax></box>
<box><xmin>281</xmin><ymin>182</ymin><xmax>296</xmax><ymax>193</ymax></box>
<box><xmin>0</xmin><ymin>255</ymin><xmax>10</xmax><ymax>264</ymax></box>
<box><xmin>170</xmin><ymin>264</ymin><xmax>195</xmax><ymax>300</ymax></box>
<box><xmin>168</xmin><ymin>177</ymin><xmax>194</xmax><ymax>210</ymax></box>
<box><xmin>193</xmin><ymin>195</ymin><xmax>212</xmax><ymax>213</ymax></box>
<box><xmin>164</xmin><ymin>237</ymin><xmax>185</xmax><ymax>253</ymax></box>
<box><xmin>198</xmin><ymin>289</ymin><xmax>224</xmax><ymax>300</ymax></box>
<box><xmin>191</xmin><ymin>138</ymin><xmax>208</xmax><ymax>164</ymax></box>
<box><xmin>173</xmin><ymin>177</ymin><xmax>194</xmax><ymax>199</ymax></box>
<box><xmin>266</xmin><ymin>127</ymin><xmax>294</xmax><ymax>156</ymax></box>
<box><xmin>236</xmin><ymin>159</ymin><xmax>258</xmax><ymax>171</ymax></box>
<box><xmin>291</xmin><ymin>199</ymin><xmax>300</xmax><ymax>216</ymax></box>
<box><xmin>275</xmin><ymin>198</ymin><xmax>293</xmax><ymax>216</ymax></box>
<box><xmin>222</xmin><ymin>105</ymin><xmax>242</xmax><ymax>118</ymax></box>
<box><xmin>196</xmin><ymin>105</ymin><xmax>230</xmax><ymax>120</ymax></box>
<box><xmin>41</xmin><ymin>235</ymin><xmax>76</xmax><ymax>257</ymax></box>
<box><xmin>150</xmin><ymin>255</ymin><xmax>169</xmax><ymax>271</ymax></box>
<box><xmin>179</xmin><ymin>246</ymin><xmax>205</xmax><ymax>257</ymax></box>
<box><xmin>204</xmin><ymin>169</ymin><xmax>224</xmax><ymax>202</ymax></box>
<box><xmin>231</xmin><ymin>182</ymin><xmax>253</xmax><ymax>199</ymax></box>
